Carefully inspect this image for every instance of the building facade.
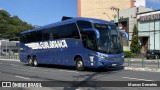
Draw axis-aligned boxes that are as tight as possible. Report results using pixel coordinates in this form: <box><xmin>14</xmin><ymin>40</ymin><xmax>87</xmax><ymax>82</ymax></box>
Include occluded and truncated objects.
<box><xmin>137</xmin><ymin>10</ymin><xmax>160</xmax><ymax>53</ymax></box>
<box><xmin>0</xmin><ymin>40</ymin><xmax>19</xmax><ymax>57</ymax></box>
<box><xmin>119</xmin><ymin>6</ymin><xmax>152</xmax><ymax>51</ymax></box>
<box><xmin>78</xmin><ymin>0</ymin><xmax>146</xmax><ymax>21</ymax></box>
<box><xmin>77</xmin><ymin>0</ymin><xmax>148</xmax><ymax>51</ymax></box>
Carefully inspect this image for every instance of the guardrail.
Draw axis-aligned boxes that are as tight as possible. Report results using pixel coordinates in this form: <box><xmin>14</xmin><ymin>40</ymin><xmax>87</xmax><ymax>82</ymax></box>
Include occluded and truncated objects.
<box><xmin>125</xmin><ymin>57</ymin><xmax>160</xmax><ymax>69</ymax></box>
<box><xmin>0</xmin><ymin>55</ymin><xmax>19</xmax><ymax>60</ymax></box>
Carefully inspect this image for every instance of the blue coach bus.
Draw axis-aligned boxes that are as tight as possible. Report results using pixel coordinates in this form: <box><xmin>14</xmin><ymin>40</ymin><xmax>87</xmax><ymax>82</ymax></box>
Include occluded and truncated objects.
<box><xmin>20</xmin><ymin>17</ymin><xmax>128</xmax><ymax>70</ymax></box>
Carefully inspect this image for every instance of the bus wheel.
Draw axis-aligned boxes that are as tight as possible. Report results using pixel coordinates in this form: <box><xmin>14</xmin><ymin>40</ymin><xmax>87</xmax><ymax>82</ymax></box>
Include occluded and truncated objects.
<box><xmin>33</xmin><ymin>57</ymin><xmax>38</xmax><ymax>67</ymax></box>
<box><xmin>75</xmin><ymin>58</ymin><xmax>84</xmax><ymax>71</ymax></box>
<box><xmin>28</xmin><ymin>57</ymin><xmax>33</xmax><ymax>66</ymax></box>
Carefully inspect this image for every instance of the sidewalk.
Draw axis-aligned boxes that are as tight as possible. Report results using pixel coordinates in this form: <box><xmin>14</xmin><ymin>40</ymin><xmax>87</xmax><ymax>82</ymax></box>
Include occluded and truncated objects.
<box><xmin>124</xmin><ymin>58</ymin><xmax>160</xmax><ymax>72</ymax></box>
<box><xmin>124</xmin><ymin>66</ymin><xmax>160</xmax><ymax>72</ymax></box>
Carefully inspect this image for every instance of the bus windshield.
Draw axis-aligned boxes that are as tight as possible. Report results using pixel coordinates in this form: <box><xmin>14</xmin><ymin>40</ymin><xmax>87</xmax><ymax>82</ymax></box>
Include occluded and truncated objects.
<box><xmin>94</xmin><ymin>24</ymin><xmax>123</xmax><ymax>54</ymax></box>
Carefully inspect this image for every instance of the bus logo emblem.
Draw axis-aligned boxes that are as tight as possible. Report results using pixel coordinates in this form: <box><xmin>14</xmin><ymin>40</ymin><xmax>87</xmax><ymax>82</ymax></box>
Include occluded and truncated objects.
<box><xmin>25</xmin><ymin>40</ymin><xmax>68</xmax><ymax>49</ymax></box>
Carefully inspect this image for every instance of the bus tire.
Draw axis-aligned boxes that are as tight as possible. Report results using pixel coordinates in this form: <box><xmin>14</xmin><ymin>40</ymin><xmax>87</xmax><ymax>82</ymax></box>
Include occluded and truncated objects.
<box><xmin>33</xmin><ymin>57</ymin><xmax>38</xmax><ymax>67</ymax></box>
<box><xmin>28</xmin><ymin>57</ymin><xmax>33</xmax><ymax>66</ymax></box>
<box><xmin>75</xmin><ymin>58</ymin><xmax>84</xmax><ymax>71</ymax></box>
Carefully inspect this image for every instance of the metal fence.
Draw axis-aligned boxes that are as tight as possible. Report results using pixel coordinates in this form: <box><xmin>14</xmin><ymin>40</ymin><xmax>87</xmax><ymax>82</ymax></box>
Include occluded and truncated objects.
<box><xmin>0</xmin><ymin>54</ymin><xmax>19</xmax><ymax>60</ymax></box>
<box><xmin>125</xmin><ymin>57</ymin><xmax>160</xmax><ymax>69</ymax></box>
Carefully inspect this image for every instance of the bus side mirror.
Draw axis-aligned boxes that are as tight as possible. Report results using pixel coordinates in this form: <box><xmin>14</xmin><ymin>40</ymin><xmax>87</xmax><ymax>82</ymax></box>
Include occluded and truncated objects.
<box><xmin>119</xmin><ymin>30</ymin><xmax>129</xmax><ymax>41</ymax></box>
<box><xmin>83</xmin><ymin>28</ymin><xmax>100</xmax><ymax>39</ymax></box>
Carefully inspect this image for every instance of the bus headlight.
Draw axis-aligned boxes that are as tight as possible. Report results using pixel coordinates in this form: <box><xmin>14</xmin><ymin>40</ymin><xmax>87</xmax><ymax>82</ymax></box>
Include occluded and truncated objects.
<box><xmin>98</xmin><ymin>55</ymin><xmax>106</xmax><ymax>59</ymax></box>
<box><xmin>89</xmin><ymin>56</ymin><xmax>94</xmax><ymax>62</ymax></box>
<box><xmin>89</xmin><ymin>53</ymin><xmax>106</xmax><ymax>59</ymax></box>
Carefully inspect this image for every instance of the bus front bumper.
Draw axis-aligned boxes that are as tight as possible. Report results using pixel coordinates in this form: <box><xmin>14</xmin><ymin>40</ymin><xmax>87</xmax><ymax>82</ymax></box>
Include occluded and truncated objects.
<box><xmin>96</xmin><ymin>58</ymin><xmax>124</xmax><ymax>68</ymax></box>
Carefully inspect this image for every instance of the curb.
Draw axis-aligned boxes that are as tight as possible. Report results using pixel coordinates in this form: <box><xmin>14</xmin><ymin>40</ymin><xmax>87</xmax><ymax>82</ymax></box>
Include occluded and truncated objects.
<box><xmin>124</xmin><ymin>67</ymin><xmax>160</xmax><ymax>72</ymax></box>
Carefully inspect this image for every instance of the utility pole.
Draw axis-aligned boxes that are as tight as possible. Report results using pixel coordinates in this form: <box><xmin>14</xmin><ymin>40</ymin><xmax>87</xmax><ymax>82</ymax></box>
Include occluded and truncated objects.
<box><xmin>6</xmin><ymin>41</ymin><xmax>7</xmax><ymax>58</ymax></box>
<box><xmin>110</xmin><ymin>6</ymin><xmax>120</xmax><ymax>27</ymax></box>
<box><xmin>0</xmin><ymin>34</ymin><xmax>1</xmax><ymax>58</ymax></box>
<box><xmin>154</xmin><ymin>21</ymin><xmax>155</xmax><ymax>50</ymax></box>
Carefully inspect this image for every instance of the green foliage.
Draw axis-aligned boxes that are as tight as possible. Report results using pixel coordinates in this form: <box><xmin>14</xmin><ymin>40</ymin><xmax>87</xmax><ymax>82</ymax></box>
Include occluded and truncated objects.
<box><xmin>124</xmin><ymin>51</ymin><xmax>135</xmax><ymax>58</ymax></box>
<box><xmin>0</xmin><ymin>10</ymin><xmax>35</xmax><ymax>39</ymax></box>
<box><xmin>130</xmin><ymin>24</ymin><xmax>141</xmax><ymax>54</ymax></box>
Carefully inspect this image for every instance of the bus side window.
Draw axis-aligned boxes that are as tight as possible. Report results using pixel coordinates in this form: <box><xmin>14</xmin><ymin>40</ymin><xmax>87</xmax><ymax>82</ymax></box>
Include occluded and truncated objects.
<box><xmin>36</xmin><ymin>31</ymin><xmax>43</xmax><ymax>41</ymax></box>
<box><xmin>81</xmin><ymin>31</ymin><xmax>97</xmax><ymax>51</ymax></box>
<box><xmin>58</xmin><ymin>23</ymin><xmax>80</xmax><ymax>39</ymax></box>
<box><xmin>26</xmin><ymin>33</ymin><xmax>31</xmax><ymax>43</ymax></box>
<box><xmin>20</xmin><ymin>34</ymin><xmax>26</xmax><ymax>43</ymax></box>
<box><xmin>42</xmin><ymin>29</ymin><xmax>50</xmax><ymax>41</ymax></box>
<box><xmin>76</xmin><ymin>21</ymin><xmax>92</xmax><ymax>31</ymax></box>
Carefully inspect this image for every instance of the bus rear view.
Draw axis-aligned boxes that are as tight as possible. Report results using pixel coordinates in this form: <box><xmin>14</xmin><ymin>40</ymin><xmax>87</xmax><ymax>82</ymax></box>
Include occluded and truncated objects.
<box><xmin>19</xmin><ymin>17</ymin><xmax>128</xmax><ymax>71</ymax></box>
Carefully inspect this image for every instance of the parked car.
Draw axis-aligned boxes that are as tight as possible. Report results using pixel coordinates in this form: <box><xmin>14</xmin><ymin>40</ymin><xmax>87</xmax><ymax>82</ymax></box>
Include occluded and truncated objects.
<box><xmin>145</xmin><ymin>50</ymin><xmax>160</xmax><ymax>59</ymax></box>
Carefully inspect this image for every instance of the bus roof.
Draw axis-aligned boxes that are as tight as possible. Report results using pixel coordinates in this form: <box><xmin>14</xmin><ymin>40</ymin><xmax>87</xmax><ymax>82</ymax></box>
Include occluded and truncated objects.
<box><xmin>20</xmin><ymin>17</ymin><xmax>115</xmax><ymax>34</ymax></box>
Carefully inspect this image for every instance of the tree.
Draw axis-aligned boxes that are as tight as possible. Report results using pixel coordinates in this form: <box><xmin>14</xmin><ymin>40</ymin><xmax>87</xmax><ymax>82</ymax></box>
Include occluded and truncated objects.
<box><xmin>130</xmin><ymin>24</ymin><xmax>141</xmax><ymax>54</ymax></box>
<box><xmin>0</xmin><ymin>10</ymin><xmax>35</xmax><ymax>39</ymax></box>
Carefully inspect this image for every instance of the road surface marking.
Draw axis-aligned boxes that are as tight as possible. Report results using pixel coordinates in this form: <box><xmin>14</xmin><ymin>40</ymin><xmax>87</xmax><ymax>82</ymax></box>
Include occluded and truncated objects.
<box><xmin>10</xmin><ymin>64</ymin><xmax>18</xmax><ymax>66</ymax></box>
<box><xmin>75</xmin><ymin>89</ymin><xmax>81</xmax><ymax>90</ymax></box>
<box><xmin>59</xmin><ymin>70</ymin><xmax>79</xmax><ymax>73</ymax></box>
<box><xmin>0</xmin><ymin>63</ymin><xmax>2</xmax><ymax>64</ymax></box>
<box><xmin>15</xmin><ymin>76</ymin><xmax>30</xmax><ymax>80</ymax></box>
<box><xmin>29</xmin><ymin>67</ymin><xmax>36</xmax><ymax>69</ymax></box>
<box><xmin>122</xmin><ymin>77</ymin><xmax>154</xmax><ymax>81</ymax></box>
<box><xmin>0</xmin><ymin>72</ymin><xmax>1</xmax><ymax>73</ymax></box>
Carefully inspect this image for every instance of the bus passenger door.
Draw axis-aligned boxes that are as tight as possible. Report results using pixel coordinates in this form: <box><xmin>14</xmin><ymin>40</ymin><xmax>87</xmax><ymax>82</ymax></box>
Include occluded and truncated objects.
<box><xmin>81</xmin><ymin>31</ymin><xmax>97</xmax><ymax>66</ymax></box>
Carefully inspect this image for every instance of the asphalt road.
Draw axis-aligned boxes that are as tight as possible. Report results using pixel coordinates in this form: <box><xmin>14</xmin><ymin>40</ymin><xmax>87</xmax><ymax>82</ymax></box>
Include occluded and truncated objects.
<box><xmin>0</xmin><ymin>59</ymin><xmax>160</xmax><ymax>90</ymax></box>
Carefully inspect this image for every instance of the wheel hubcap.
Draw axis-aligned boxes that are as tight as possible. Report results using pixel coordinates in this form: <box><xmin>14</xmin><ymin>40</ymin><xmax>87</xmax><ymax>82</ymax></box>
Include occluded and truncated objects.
<box><xmin>29</xmin><ymin>59</ymin><xmax>32</xmax><ymax>64</ymax></box>
<box><xmin>34</xmin><ymin>60</ymin><xmax>37</xmax><ymax>66</ymax></box>
<box><xmin>77</xmin><ymin>61</ymin><xmax>82</xmax><ymax>68</ymax></box>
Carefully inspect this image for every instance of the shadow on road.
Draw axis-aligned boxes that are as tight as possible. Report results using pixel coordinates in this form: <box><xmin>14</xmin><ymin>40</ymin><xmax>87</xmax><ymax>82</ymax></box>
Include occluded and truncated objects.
<box><xmin>22</xmin><ymin>63</ymin><xmax>124</xmax><ymax>89</ymax></box>
<box><xmin>24</xmin><ymin>64</ymin><xmax>124</xmax><ymax>72</ymax></box>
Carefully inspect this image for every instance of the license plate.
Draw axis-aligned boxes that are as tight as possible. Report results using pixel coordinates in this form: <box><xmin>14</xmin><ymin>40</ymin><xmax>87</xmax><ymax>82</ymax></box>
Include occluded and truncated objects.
<box><xmin>112</xmin><ymin>64</ymin><xmax>117</xmax><ymax>66</ymax></box>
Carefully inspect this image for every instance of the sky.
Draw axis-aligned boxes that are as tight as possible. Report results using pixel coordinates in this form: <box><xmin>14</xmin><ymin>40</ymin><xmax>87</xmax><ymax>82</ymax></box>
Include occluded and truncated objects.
<box><xmin>146</xmin><ymin>0</ymin><xmax>160</xmax><ymax>10</ymax></box>
<box><xmin>0</xmin><ymin>0</ymin><xmax>77</xmax><ymax>26</ymax></box>
<box><xmin>0</xmin><ymin>0</ymin><xmax>160</xmax><ymax>26</ymax></box>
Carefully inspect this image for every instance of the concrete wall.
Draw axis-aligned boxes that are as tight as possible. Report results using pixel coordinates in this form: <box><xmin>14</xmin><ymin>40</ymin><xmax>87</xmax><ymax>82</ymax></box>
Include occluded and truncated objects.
<box><xmin>78</xmin><ymin>0</ymin><xmax>133</xmax><ymax>21</ymax></box>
